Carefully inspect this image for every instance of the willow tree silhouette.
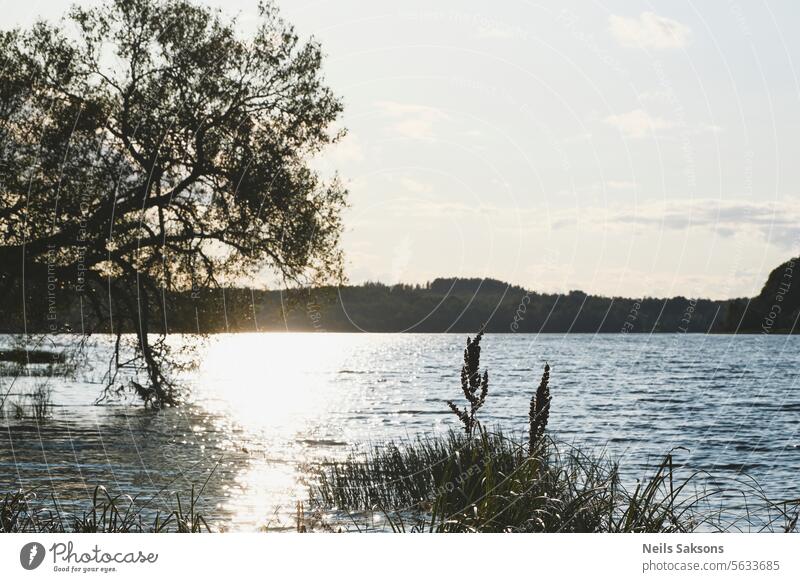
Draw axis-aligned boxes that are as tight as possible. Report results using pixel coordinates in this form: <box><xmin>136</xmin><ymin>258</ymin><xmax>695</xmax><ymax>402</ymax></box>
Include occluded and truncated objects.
<box><xmin>0</xmin><ymin>0</ymin><xmax>347</xmax><ymax>406</ymax></box>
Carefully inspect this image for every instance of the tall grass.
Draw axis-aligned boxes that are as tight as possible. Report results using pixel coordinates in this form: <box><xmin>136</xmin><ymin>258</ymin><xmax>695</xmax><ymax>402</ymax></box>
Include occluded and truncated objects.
<box><xmin>528</xmin><ymin>363</ymin><xmax>550</xmax><ymax>455</ymax></box>
<box><xmin>0</xmin><ymin>382</ymin><xmax>53</xmax><ymax>421</ymax></box>
<box><xmin>0</xmin><ymin>486</ymin><xmax>210</xmax><ymax>533</ymax></box>
<box><xmin>309</xmin><ymin>428</ymin><xmax>728</xmax><ymax>532</ymax></box>
<box><xmin>445</xmin><ymin>329</ymin><xmax>489</xmax><ymax>435</ymax></box>
<box><xmin>29</xmin><ymin>383</ymin><xmax>52</xmax><ymax>420</ymax></box>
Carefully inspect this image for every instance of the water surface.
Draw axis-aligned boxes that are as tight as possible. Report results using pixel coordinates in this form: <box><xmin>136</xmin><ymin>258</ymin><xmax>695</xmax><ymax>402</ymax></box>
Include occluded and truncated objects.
<box><xmin>1</xmin><ymin>333</ymin><xmax>799</xmax><ymax>530</ymax></box>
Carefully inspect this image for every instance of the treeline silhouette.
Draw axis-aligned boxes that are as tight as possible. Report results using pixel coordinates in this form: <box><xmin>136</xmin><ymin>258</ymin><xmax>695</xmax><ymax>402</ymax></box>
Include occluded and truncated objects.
<box><xmin>3</xmin><ymin>256</ymin><xmax>798</xmax><ymax>334</ymax></box>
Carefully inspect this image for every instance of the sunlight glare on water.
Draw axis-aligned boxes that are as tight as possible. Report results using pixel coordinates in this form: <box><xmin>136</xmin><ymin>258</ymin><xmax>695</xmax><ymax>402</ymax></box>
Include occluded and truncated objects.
<box><xmin>190</xmin><ymin>333</ymin><xmax>374</xmax><ymax>529</ymax></box>
<box><xmin>195</xmin><ymin>333</ymin><xmax>360</xmax><ymax>432</ymax></box>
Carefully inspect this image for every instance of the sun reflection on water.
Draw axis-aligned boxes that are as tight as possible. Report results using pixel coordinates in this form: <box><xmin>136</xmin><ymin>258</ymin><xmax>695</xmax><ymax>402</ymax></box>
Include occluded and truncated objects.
<box><xmin>195</xmin><ymin>333</ymin><xmax>363</xmax><ymax>430</ymax></box>
<box><xmin>189</xmin><ymin>333</ymin><xmax>370</xmax><ymax>529</ymax></box>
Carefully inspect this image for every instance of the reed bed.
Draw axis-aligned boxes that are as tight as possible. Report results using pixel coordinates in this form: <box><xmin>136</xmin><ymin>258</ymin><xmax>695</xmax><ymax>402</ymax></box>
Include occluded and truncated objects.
<box><xmin>310</xmin><ymin>429</ymin><xmax>709</xmax><ymax>532</ymax></box>
<box><xmin>0</xmin><ymin>485</ymin><xmax>209</xmax><ymax>533</ymax></box>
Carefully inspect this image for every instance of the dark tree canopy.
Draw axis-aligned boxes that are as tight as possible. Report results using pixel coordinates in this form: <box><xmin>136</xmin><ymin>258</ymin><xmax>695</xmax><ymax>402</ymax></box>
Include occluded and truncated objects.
<box><xmin>0</xmin><ymin>0</ymin><xmax>347</xmax><ymax>406</ymax></box>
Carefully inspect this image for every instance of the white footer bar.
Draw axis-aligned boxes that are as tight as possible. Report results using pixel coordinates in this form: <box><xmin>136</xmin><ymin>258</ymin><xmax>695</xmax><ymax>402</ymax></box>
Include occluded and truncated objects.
<box><xmin>1</xmin><ymin>533</ymin><xmax>796</xmax><ymax>581</ymax></box>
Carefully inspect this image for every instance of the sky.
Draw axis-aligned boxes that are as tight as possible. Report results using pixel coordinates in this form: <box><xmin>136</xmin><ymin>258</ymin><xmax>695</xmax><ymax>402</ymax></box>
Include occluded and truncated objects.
<box><xmin>3</xmin><ymin>0</ymin><xmax>800</xmax><ymax>299</ymax></box>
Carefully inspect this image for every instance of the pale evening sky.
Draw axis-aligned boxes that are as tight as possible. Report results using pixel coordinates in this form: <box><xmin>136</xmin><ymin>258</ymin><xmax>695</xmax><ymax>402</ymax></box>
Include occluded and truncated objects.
<box><xmin>3</xmin><ymin>0</ymin><xmax>800</xmax><ymax>299</ymax></box>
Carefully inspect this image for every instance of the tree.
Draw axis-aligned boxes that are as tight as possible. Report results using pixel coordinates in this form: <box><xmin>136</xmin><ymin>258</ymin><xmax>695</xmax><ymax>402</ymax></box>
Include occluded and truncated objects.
<box><xmin>0</xmin><ymin>0</ymin><xmax>347</xmax><ymax>407</ymax></box>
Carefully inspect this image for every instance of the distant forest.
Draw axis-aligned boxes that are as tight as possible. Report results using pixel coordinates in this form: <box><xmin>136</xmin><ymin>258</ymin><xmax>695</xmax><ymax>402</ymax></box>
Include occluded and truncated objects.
<box><xmin>2</xmin><ymin>256</ymin><xmax>798</xmax><ymax>335</ymax></box>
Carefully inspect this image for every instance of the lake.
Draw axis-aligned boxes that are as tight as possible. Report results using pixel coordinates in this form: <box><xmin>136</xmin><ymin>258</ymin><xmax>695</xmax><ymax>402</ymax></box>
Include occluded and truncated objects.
<box><xmin>1</xmin><ymin>333</ymin><xmax>799</xmax><ymax>531</ymax></box>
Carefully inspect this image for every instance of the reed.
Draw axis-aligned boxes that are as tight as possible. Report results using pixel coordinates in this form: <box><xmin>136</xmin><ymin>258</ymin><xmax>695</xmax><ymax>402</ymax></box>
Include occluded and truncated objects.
<box><xmin>528</xmin><ymin>363</ymin><xmax>551</xmax><ymax>455</ymax></box>
<box><xmin>0</xmin><ymin>383</ymin><xmax>53</xmax><ymax>421</ymax></box>
<box><xmin>0</xmin><ymin>486</ymin><xmax>210</xmax><ymax>533</ymax></box>
<box><xmin>445</xmin><ymin>328</ymin><xmax>489</xmax><ymax>436</ymax></box>
<box><xmin>29</xmin><ymin>383</ymin><xmax>52</xmax><ymax>421</ymax></box>
<box><xmin>308</xmin><ymin>427</ymin><xmax>729</xmax><ymax>532</ymax></box>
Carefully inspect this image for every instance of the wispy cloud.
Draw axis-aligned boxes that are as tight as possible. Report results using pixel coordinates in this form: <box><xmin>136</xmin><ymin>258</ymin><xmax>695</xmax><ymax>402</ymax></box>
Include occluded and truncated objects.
<box><xmin>551</xmin><ymin>199</ymin><xmax>800</xmax><ymax>249</ymax></box>
<box><xmin>400</xmin><ymin>177</ymin><xmax>434</xmax><ymax>194</ymax></box>
<box><xmin>375</xmin><ymin>101</ymin><xmax>449</xmax><ymax>140</ymax></box>
<box><xmin>384</xmin><ymin>198</ymin><xmax>497</xmax><ymax>217</ymax></box>
<box><xmin>609</xmin><ymin>12</ymin><xmax>691</xmax><ymax>50</ymax></box>
<box><xmin>388</xmin><ymin>235</ymin><xmax>414</xmax><ymax>283</ymax></box>
<box><xmin>604</xmin><ymin>109</ymin><xmax>674</xmax><ymax>138</ymax></box>
<box><xmin>328</xmin><ymin>132</ymin><xmax>365</xmax><ymax>163</ymax></box>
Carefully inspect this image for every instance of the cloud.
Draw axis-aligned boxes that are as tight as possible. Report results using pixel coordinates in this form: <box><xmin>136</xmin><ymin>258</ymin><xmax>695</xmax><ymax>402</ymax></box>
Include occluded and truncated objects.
<box><xmin>375</xmin><ymin>101</ymin><xmax>448</xmax><ymax>140</ymax></box>
<box><xmin>388</xmin><ymin>235</ymin><xmax>414</xmax><ymax>283</ymax></box>
<box><xmin>550</xmin><ymin>198</ymin><xmax>800</xmax><ymax>249</ymax></box>
<box><xmin>400</xmin><ymin>177</ymin><xmax>434</xmax><ymax>194</ymax></box>
<box><xmin>604</xmin><ymin>109</ymin><xmax>674</xmax><ymax>138</ymax></box>
<box><xmin>328</xmin><ymin>132</ymin><xmax>365</xmax><ymax>163</ymax></box>
<box><xmin>609</xmin><ymin>12</ymin><xmax>691</xmax><ymax>50</ymax></box>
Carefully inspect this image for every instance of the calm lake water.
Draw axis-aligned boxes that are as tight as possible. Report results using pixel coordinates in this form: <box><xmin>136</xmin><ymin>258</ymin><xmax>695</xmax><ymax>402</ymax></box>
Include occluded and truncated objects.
<box><xmin>1</xmin><ymin>333</ymin><xmax>799</xmax><ymax>531</ymax></box>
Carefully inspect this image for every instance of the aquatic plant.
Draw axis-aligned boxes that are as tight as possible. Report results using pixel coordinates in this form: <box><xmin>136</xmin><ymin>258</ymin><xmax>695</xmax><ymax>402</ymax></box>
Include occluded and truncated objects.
<box><xmin>528</xmin><ymin>363</ymin><xmax>551</xmax><ymax>455</ymax></box>
<box><xmin>309</xmin><ymin>427</ymin><xmax>709</xmax><ymax>532</ymax></box>
<box><xmin>0</xmin><ymin>486</ymin><xmax>210</xmax><ymax>533</ymax></box>
<box><xmin>0</xmin><ymin>383</ymin><xmax>53</xmax><ymax>421</ymax></box>
<box><xmin>29</xmin><ymin>383</ymin><xmax>52</xmax><ymax>421</ymax></box>
<box><xmin>310</xmin><ymin>424</ymin><xmax>800</xmax><ymax>533</ymax></box>
<box><xmin>0</xmin><ymin>335</ymin><xmax>82</xmax><ymax>379</ymax></box>
<box><xmin>0</xmin><ymin>348</ymin><xmax>59</xmax><ymax>365</ymax></box>
<box><xmin>445</xmin><ymin>328</ymin><xmax>489</xmax><ymax>435</ymax></box>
